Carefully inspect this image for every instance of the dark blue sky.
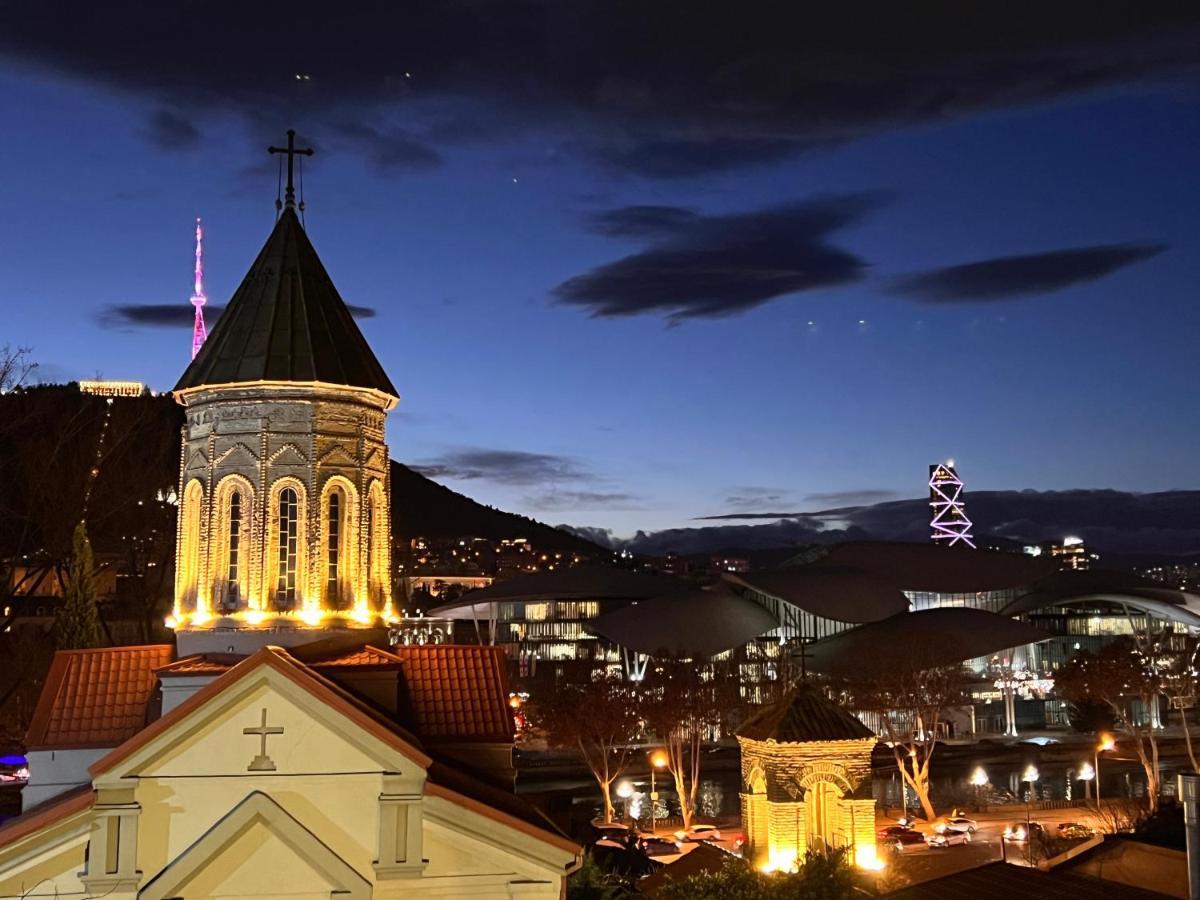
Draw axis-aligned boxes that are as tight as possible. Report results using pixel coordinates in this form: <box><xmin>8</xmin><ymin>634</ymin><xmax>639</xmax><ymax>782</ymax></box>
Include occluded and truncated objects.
<box><xmin>1</xmin><ymin>6</ymin><xmax>1198</xmax><ymax>537</ymax></box>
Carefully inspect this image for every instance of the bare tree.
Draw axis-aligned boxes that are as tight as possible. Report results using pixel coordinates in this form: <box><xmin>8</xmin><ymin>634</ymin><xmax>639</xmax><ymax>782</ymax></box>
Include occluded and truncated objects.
<box><xmin>1155</xmin><ymin>632</ymin><xmax>1200</xmax><ymax>771</ymax></box>
<box><xmin>0</xmin><ymin>345</ymin><xmax>36</xmax><ymax>394</ymax></box>
<box><xmin>641</xmin><ymin>659</ymin><xmax>738</xmax><ymax>830</ymax></box>
<box><xmin>840</xmin><ymin>646</ymin><xmax>963</xmax><ymax>821</ymax></box>
<box><xmin>1057</xmin><ymin>637</ymin><xmax>1163</xmax><ymax>812</ymax></box>
<box><xmin>531</xmin><ymin>677</ymin><xmax>641</xmax><ymax>824</ymax></box>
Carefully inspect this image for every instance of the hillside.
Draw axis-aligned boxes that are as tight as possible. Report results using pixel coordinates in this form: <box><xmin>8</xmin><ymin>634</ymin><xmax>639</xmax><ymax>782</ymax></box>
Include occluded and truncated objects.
<box><xmin>389</xmin><ymin>459</ymin><xmax>603</xmax><ymax>554</ymax></box>
<box><xmin>0</xmin><ymin>385</ymin><xmax>604</xmax><ymax>563</ymax></box>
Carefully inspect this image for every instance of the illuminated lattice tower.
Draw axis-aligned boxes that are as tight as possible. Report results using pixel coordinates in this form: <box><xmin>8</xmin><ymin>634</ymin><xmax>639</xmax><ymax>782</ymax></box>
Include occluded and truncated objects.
<box><xmin>190</xmin><ymin>218</ymin><xmax>208</xmax><ymax>359</ymax></box>
<box><xmin>929</xmin><ymin>462</ymin><xmax>975</xmax><ymax>548</ymax></box>
<box><xmin>170</xmin><ymin>141</ymin><xmax>399</xmax><ymax>655</ymax></box>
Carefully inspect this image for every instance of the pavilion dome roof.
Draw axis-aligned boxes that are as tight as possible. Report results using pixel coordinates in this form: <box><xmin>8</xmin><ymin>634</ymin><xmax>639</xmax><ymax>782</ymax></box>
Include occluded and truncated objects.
<box><xmin>737</xmin><ymin>684</ymin><xmax>875</xmax><ymax>744</ymax></box>
<box><xmin>174</xmin><ymin>207</ymin><xmax>397</xmax><ymax>400</ymax></box>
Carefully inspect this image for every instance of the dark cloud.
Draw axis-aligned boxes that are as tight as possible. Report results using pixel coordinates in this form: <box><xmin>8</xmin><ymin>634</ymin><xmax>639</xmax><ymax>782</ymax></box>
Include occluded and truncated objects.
<box><xmin>142</xmin><ymin>108</ymin><xmax>200</xmax><ymax>150</ymax></box>
<box><xmin>334</xmin><ymin>122</ymin><xmax>443</xmax><ymax>171</ymax></box>
<box><xmin>2</xmin><ymin>5</ymin><xmax>1197</xmax><ymax>177</ymax></box>
<box><xmin>890</xmin><ymin>243</ymin><xmax>1168</xmax><ymax>302</ymax></box>
<box><xmin>99</xmin><ymin>302</ymin><xmax>375</xmax><ymax>329</ymax></box>
<box><xmin>524</xmin><ymin>490</ymin><xmax>641</xmax><ymax>511</ymax></box>
<box><xmin>554</xmin><ymin>194</ymin><xmax>883</xmax><ymax>321</ymax></box>
<box><xmin>412</xmin><ymin>448</ymin><xmax>591</xmax><ymax>486</ymax></box>
<box><xmin>625</xmin><ymin>490</ymin><xmax>1200</xmax><ymax>556</ymax></box>
<box><xmin>803</xmin><ymin>488</ymin><xmax>899</xmax><ymax>505</ymax></box>
<box><xmin>586</xmin><ymin>206</ymin><xmax>701</xmax><ymax>238</ymax></box>
<box><xmin>724</xmin><ymin>486</ymin><xmax>792</xmax><ymax>510</ymax></box>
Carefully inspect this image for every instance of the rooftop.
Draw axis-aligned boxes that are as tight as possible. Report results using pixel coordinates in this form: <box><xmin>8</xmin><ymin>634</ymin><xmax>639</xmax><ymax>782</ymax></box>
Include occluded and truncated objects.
<box><xmin>737</xmin><ymin>684</ymin><xmax>875</xmax><ymax>743</ymax></box>
<box><xmin>26</xmin><ymin>645</ymin><xmax>174</xmax><ymax>749</ymax></box>
<box><xmin>883</xmin><ymin>860</ymin><xmax>1172</xmax><ymax>898</ymax></box>
<box><xmin>174</xmin><ymin>207</ymin><xmax>397</xmax><ymax>400</ymax></box>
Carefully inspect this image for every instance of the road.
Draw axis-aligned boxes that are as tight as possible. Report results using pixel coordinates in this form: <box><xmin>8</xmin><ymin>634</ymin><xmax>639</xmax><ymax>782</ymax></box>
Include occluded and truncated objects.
<box><xmin>881</xmin><ymin>806</ymin><xmax>1102</xmax><ymax>886</ymax></box>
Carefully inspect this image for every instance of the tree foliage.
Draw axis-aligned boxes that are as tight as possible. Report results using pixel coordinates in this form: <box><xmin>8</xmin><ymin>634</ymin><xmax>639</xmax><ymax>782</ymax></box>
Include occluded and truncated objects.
<box><xmin>1056</xmin><ymin>637</ymin><xmax>1162</xmax><ymax>811</ymax></box>
<box><xmin>55</xmin><ymin>521</ymin><xmax>102</xmax><ymax>649</ymax></box>
<box><xmin>531</xmin><ymin>677</ymin><xmax>641</xmax><ymax>824</ymax></box>
<box><xmin>657</xmin><ymin>851</ymin><xmax>858</xmax><ymax>900</ymax></box>
<box><xmin>641</xmin><ymin>658</ymin><xmax>740</xmax><ymax>830</ymax></box>
<box><xmin>837</xmin><ymin>641</ymin><xmax>962</xmax><ymax>821</ymax></box>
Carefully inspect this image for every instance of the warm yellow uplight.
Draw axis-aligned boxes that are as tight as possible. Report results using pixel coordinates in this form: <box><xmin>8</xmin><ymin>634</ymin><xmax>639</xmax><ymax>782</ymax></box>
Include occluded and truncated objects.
<box><xmin>855</xmin><ymin>846</ymin><xmax>885</xmax><ymax>871</ymax></box>
<box><xmin>1098</xmin><ymin>733</ymin><xmax>1116</xmax><ymax>752</ymax></box>
<box><xmin>350</xmin><ymin>605</ymin><xmax>372</xmax><ymax>625</ymax></box>
<box><xmin>650</xmin><ymin>749</ymin><xmax>670</xmax><ymax>769</ymax></box>
<box><xmin>764</xmin><ymin>847</ymin><xmax>798</xmax><ymax>874</ymax></box>
<box><xmin>298</xmin><ymin>607</ymin><xmax>324</xmax><ymax>626</ymax></box>
<box><xmin>164</xmin><ymin>614</ymin><xmax>180</xmax><ymax>630</ymax></box>
<box><xmin>244</xmin><ymin>609</ymin><xmax>267</xmax><ymax>626</ymax></box>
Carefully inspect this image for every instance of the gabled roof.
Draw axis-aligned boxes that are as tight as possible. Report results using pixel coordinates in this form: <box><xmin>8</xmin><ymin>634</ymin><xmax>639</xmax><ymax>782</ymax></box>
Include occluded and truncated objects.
<box><xmin>737</xmin><ymin>684</ymin><xmax>875</xmax><ymax>743</ymax></box>
<box><xmin>387</xmin><ymin>645</ymin><xmax>515</xmax><ymax>743</ymax></box>
<box><xmin>173</xmin><ymin>207</ymin><xmax>397</xmax><ymax>400</ymax></box>
<box><xmin>0</xmin><ymin>784</ymin><xmax>93</xmax><ymax>850</ymax></box>
<box><xmin>90</xmin><ymin>645</ymin><xmax>431</xmax><ymax>776</ymax></box>
<box><xmin>26</xmin><ymin>645</ymin><xmax>174</xmax><ymax>750</ymax></box>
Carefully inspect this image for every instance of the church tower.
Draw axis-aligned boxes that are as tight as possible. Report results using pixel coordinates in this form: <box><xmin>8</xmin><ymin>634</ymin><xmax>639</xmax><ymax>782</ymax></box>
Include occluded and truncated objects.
<box><xmin>170</xmin><ymin>133</ymin><xmax>399</xmax><ymax>654</ymax></box>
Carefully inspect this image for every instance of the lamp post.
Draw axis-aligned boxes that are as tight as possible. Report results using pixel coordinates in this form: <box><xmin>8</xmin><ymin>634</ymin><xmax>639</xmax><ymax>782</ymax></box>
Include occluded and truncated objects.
<box><xmin>1096</xmin><ymin>733</ymin><xmax>1116</xmax><ymax>818</ymax></box>
<box><xmin>1078</xmin><ymin>761</ymin><xmax>1095</xmax><ymax>802</ymax></box>
<box><xmin>1022</xmin><ymin>764</ymin><xmax>1039</xmax><ymax>866</ymax></box>
<box><xmin>649</xmin><ymin>749</ymin><xmax>669</xmax><ymax>834</ymax></box>
<box><xmin>616</xmin><ymin>780</ymin><xmax>634</xmax><ymax>828</ymax></box>
<box><xmin>969</xmin><ymin>766</ymin><xmax>988</xmax><ymax>812</ymax></box>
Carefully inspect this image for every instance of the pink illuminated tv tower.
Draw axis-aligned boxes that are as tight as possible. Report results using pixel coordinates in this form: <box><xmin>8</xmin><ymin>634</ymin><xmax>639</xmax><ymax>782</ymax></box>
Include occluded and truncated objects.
<box><xmin>190</xmin><ymin>217</ymin><xmax>208</xmax><ymax>359</ymax></box>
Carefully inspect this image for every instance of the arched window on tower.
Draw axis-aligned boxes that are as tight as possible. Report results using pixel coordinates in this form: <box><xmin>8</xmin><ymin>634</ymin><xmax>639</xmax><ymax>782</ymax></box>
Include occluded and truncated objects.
<box><xmin>225</xmin><ymin>490</ymin><xmax>242</xmax><ymax>608</ymax></box>
<box><xmin>178</xmin><ymin>480</ymin><xmax>204</xmax><ymax>612</ymax></box>
<box><xmin>326</xmin><ymin>490</ymin><xmax>342</xmax><ymax>607</ymax></box>
<box><xmin>276</xmin><ymin>487</ymin><xmax>299</xmax><ymax>609</ymax></box>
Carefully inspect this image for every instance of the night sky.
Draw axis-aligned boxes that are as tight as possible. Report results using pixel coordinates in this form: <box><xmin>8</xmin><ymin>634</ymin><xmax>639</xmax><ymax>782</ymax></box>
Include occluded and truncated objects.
<box><xmin>1</xmin><ymin>5</ymin><xmax>1198</xmax><ymax>541</ymax></box>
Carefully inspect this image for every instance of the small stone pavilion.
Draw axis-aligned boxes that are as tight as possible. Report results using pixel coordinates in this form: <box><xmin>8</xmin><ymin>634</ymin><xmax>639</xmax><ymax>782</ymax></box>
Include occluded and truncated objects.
<box><xmin>736</xmin><ymin>684</ymin><xmax>879</xmax><ymax>871</ymax></box>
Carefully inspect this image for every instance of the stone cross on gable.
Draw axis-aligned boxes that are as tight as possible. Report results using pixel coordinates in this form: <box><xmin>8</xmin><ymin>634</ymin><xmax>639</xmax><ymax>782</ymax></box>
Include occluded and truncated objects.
<box><xmin>244</xmin><ymin>707</ymin><xmax>284</xmax><ymax>771</ymax></box>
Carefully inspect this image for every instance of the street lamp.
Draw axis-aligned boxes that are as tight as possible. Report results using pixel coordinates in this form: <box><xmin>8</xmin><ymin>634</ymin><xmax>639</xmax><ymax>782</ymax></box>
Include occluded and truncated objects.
<box><xmin>1022</xmin><ymin>764</ymin><xmax>1040</xmax><ymax>865</ymax></box>
<box><xmin>616</xmin><ymin>780</ymin><xmax>634</xmax><ymax>827</ymax></box>
<box><xmin>1096</xmin><ymin>733</ymin><xmax>1116</xmax><ymax>815</ymax></box>
<box><xmin>649</xmin><ymin>749</ymin><xmax>669</xmax><ymax>834</ymax></box>
<box><xmin>970</xmin><ymin>766</ymin><xmax>988</xmax><ymax>812</ymax></box>
<box><xmin>1078</xmin><ymin>761</ymin><xmax>1096</xmax><ymax>802</ymax></box>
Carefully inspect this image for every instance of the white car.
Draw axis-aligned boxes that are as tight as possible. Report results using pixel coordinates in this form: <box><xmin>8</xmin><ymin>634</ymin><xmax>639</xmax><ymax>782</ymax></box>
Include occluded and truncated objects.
<box><xmin>929</xmin><ymin>830</ymin><xmax>971</xmax><ymax>848</ymax></box>
<box><xmin>674</xmin><ymin>824</ymin><xmax>722</xmax><ymax>843</ymax></box>
<box><xmin>937</xmin><ymin>816</ymin><xmax>978</xmax><ymax>834</ymax></box>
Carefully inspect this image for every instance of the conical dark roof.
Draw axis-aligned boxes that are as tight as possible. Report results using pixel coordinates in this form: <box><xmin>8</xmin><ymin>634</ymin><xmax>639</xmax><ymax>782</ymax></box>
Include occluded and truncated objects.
<box><xmin>174</xmin><ymin>207</ymin><xmax>398</xmax><ymax>398</ymax></box>
<box><xmin>737</xmin><ymin>684</ymin><xmax>875</xmax><ymax>743</ymax></box>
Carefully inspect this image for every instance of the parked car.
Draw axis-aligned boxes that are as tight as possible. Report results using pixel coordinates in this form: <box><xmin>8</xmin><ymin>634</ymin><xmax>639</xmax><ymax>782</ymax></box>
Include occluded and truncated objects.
<box><xmin>941</xmin><ymin>816</ymin><xmax>978</xmax><ymax>833</ymax></box>
<box><xmin>1056</xmin><ymin>822</ymin><xmax>1092</xmax><ymax>839</ymax></box>
<box><xmin>929</xmin><ymin>829</ymin><xmax>972</xmax><ymax>847</ymax></box>
<box><xmin>674</xmin><ymin>824</ymin><xmax>722</xmax><ymax>843</ymax></box>
<box><xmin>1003</xmin><ymin>822</ymin><xmax>1044</xmax><ymax>842</ymax></box>
<box><xmin>890</xmin><ymin>830</ymin><xmax>927</xmax><ymax>851</ymax></box>
<box><xmin>638</xmin><ymin>836</ymin><xmax>680</xmax><ymax>857</ymax></box>
<box><xmin>591</xmin><ymin>822</ymin><xmax>634</xmax><ymax>845</ymax></box>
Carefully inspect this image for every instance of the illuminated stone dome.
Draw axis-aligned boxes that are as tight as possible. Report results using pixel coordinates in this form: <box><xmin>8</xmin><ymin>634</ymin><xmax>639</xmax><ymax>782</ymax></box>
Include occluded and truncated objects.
<box><xmin>170</xmin><ymin>207</ymin><xmax>399</xmax><ymax>655</ymax></box>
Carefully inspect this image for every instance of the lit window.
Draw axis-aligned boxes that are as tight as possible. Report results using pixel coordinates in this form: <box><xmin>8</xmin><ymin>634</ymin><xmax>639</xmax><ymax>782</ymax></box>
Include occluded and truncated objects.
<box><xmin>226</xmin><ymin>490</ymin><xmax>241</xmax><ymax>606</ymax></box>
<box><xmin>327</xmin><ymin>491</ymin><xmax>341</xmax><ymax>602</ymax></box>
<box><xmin>276</xmin><ymin>488</ymin><xmax>299</xmax><ymax>607</ymax></box>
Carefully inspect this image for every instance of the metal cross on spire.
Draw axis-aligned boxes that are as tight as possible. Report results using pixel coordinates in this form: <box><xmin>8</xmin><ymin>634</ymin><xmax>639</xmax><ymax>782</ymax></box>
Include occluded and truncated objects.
<box><xmin>268</xmin><ymin>129</ymin><xmax>314</xmax><ymax>210</ymax></box>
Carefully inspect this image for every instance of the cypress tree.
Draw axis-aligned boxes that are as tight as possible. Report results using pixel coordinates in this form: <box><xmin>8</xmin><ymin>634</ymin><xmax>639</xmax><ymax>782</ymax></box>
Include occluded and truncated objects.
<box><xmin>55</xmin><ymin>520</ymin><xmax>102</xmax><ymax>649</ymax></box>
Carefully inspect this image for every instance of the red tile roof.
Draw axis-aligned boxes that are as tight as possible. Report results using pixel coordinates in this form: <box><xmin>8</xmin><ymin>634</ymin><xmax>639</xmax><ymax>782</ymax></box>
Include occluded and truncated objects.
<box><xmin>26</xmin><ymin>645</ymin><xmax>174</xmax><ymax>750</ymax></box>
<box><xmin>311</xmin><ymin>645</ymin><xmax>399</xmax><ymax>667</ymax></box>
<box><xmin>388</xmin><ymin>645</ymin><xmax>515</xmax><ymax>743</ymax></box>
<box><xmin>156</xmin><ymin>654</ymin><xmax>242</xmax><ymax>676</ymax></box>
